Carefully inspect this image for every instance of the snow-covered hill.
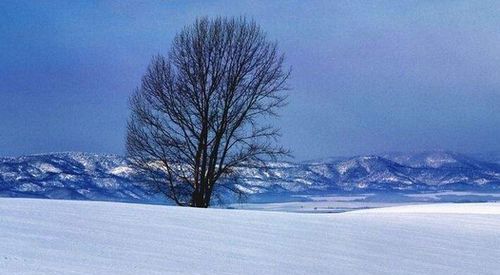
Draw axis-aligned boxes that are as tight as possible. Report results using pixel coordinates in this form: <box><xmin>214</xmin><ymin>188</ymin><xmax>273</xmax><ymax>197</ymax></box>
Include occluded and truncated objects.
<box><xmin>1</xmin><ymin>151</ymin><xmax>499</xmax><ymax>203</ymax></box>
<box><xmin>0</xmin><ymin>198</ymin><xmax>498</xmax><ymax>274</ymax></box>
<box><xmin>0</xmin><ymin>152</ymin><xmax>158</xmax><ymax>203</ymax></box>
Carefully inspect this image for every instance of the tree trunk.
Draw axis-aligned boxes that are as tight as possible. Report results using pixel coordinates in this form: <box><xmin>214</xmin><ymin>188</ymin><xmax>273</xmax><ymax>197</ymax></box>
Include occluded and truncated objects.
<box><xmin>191</xmin><ymin>191</ymin><xmax>208</xmax><ymax>208</ymax></box>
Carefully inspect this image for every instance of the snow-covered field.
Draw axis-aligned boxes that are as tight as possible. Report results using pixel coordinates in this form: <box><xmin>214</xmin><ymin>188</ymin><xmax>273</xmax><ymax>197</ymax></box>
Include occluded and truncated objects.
<box><xmin>0</xmin><ymin>199</ymin><xmax>499</xmax><ymax>274</ymax></box>
<box><xmin>232</xmin><ymin>192</ymin><xmax>500</xmax><ymax>213</ymax></box>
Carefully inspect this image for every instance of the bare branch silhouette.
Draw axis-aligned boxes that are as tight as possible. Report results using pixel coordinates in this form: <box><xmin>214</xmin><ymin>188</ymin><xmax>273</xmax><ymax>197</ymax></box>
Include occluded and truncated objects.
<box><xmin>127</xmin><ymin>17</ymin><xmax>290</xmax><ymax>207</ymax></box>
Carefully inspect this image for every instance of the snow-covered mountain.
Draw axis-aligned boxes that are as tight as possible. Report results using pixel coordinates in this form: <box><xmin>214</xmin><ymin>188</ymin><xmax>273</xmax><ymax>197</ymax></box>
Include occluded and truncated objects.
<box><xmin>0</xmin><ymin>152</ymin><xmax>157</xmax><ymax>202</ymax></box>
<box><xmin>0</xmin><ymin>151</ymin><xmax>499</xmax><ymax>203</ymax></box>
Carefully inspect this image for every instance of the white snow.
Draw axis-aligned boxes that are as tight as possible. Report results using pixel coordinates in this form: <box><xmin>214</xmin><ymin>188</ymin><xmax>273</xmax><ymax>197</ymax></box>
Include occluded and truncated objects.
<box><xmin>352</xmin><ymin>202</ymin><xmax>500</xmax><ymax>215</ymax></box>
<box><xmin>0</xmin><ymin>198</ymin><xmax>499</xmax><ymax>275</ymax></box>
<box><xmin>425</xmin><ymin>155</ymin><xmax>458</xmax><ymax>168</ymax></box>
<box><xmin>36</xmin><ymin>163</ymin><xmax>62</xmax><ymax>174</ymax></box>
<box><xmin>109</xmin><ymin>166</ymin><xmax>134</xmax><ymax>176</ymax></box>
<box><xmin>16</xmin><ymin>182</ymin><xmax>44</xmax><ymax>192</ymax></box>
<box><xmin>336</xmin><ymin>161</ymin><xmax>354</xmax><ymax>174</ymax></box>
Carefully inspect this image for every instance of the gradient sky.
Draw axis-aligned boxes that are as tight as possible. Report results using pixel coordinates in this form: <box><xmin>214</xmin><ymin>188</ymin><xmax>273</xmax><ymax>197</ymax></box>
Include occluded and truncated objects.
<box><xmin>1</xmin><ymin>1</ymin><xmax>499</xmax><ymax>160</ymax></box>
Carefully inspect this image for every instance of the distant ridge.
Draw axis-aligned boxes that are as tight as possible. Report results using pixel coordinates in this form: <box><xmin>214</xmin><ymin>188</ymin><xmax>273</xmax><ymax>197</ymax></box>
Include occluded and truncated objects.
<box><xmin>1</xmin><ymin>151</ymin><xmax>499</xmax><ymax>203</ymax></box>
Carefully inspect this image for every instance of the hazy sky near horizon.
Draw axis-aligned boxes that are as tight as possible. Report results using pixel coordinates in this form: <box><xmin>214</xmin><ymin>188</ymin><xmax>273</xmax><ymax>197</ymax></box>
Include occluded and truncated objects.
<box><xmin>1</xmin><ymin>1</ymin><xmax>499</xmax><ymax>160</ymax></box>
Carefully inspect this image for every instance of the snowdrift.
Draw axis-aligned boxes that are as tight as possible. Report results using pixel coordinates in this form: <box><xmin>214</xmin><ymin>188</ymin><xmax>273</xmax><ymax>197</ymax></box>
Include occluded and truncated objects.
<box><xmin>0</xmin><ymin>198</ymin><xmax>498</xmax><ymax>274</ymax></box>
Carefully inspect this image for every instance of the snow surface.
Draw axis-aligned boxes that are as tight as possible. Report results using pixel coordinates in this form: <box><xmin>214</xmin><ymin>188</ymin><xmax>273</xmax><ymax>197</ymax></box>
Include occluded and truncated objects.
<box><xmin>0</xmin><ymin>198</ymin><xmax>499</xmax><ymax>274</ymax></box>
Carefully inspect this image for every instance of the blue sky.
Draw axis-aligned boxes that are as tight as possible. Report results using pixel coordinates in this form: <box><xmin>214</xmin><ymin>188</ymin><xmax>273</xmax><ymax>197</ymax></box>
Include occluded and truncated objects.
<box><xmin>1</xmin><ymin>1</ymin><xmax>499</xmax><ymax>160</ymax></box>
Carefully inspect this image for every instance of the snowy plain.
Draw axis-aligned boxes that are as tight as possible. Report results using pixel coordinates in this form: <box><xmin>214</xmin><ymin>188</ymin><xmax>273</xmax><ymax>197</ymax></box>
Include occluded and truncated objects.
<box><xmin>0</xmin><ymin>198</ymin><xmax>499</xmax><ymax>274</ymax></box>
<box><xmin>231</xmin><ymin>192</ymin><xmax>500</xmax><ymax>213</ymax></box>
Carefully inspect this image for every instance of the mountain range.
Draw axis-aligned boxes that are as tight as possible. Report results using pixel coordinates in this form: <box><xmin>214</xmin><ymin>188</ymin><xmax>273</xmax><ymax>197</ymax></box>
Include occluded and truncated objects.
<box><xmin>1</xmin><ymin>151</ymin><xmax>499</xmax><ymax>204</ymax></box>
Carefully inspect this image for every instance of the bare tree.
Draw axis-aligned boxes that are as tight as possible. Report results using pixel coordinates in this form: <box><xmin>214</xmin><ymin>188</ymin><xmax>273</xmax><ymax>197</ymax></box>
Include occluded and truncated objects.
<box><xmin>126</xmin><ymin>17</ymin><xmax>290</xmax><ymax>207</ymax></box>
